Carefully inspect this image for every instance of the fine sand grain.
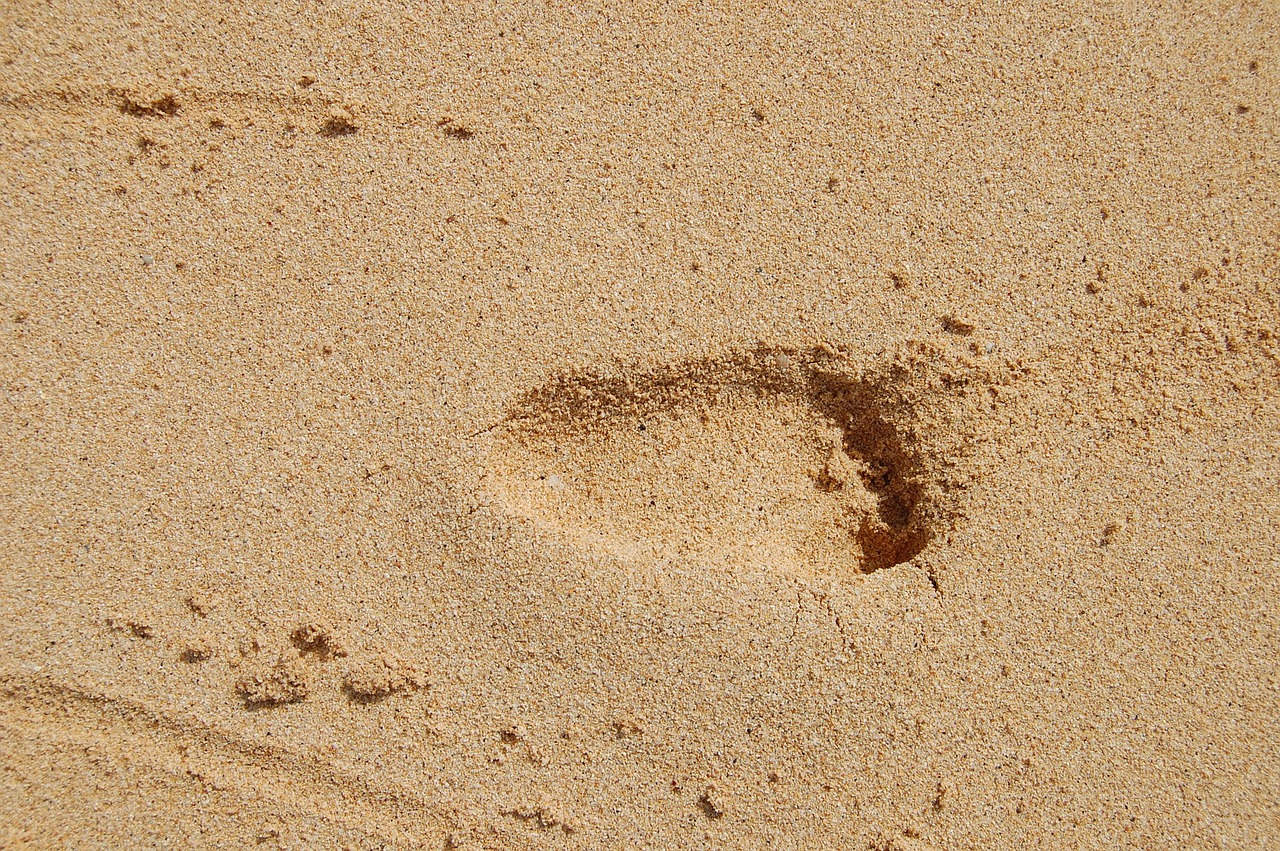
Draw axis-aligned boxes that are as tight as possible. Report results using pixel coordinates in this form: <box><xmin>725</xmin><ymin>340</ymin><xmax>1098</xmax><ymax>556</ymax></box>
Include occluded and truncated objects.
<box><xmin>1</xmin><ymin>1</ymin><xmax>1278</xmax><ymax>848</ymax></box>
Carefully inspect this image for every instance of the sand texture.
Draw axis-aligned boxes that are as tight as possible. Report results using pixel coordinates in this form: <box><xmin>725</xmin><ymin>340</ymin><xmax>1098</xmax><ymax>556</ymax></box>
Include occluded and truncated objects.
<box><xmin>1</xmin><ymin>1</ymin><xmax>1278</xmax><ymax>848</ymax></box>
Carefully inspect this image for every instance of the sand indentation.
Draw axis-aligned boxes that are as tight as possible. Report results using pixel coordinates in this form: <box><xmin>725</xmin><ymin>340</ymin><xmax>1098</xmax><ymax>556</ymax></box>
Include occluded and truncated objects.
<box><xmin>485</xmin><ymin>346</ymin><xmax>937</xmax><ymax>575</ymax></box>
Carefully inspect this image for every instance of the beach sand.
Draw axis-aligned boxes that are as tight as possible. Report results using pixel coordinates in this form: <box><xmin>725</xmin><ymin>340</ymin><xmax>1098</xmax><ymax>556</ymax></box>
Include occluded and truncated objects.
<box><xmin>1</xmin><ymin>1</ymin><xmax>1278</xmax><ymax>847</ymax></box>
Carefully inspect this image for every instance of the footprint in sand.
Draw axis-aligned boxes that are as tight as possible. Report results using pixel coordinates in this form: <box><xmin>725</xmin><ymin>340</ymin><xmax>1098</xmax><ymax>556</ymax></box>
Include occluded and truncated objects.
<box><xmin>483</xmin><ymin>345</ymin><xmax>953</xmax><ymax>577</ymax></box>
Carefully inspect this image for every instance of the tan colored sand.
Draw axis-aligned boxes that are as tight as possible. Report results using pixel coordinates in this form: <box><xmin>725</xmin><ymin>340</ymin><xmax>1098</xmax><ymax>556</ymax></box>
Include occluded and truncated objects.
<box><xmin>1</xmin><ymin>1</ymin><xmax>1278</xmax><ymax>848</ymax></box>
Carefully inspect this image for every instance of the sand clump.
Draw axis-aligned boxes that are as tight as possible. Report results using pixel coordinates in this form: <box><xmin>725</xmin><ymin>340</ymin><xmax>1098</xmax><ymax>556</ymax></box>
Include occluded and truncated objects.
<box><xmin>342</xmin><ymin>654</ymin><xmax>426</xmax><ymax>701</ymax></box>
<box><xmin>290</xmin><ymin>621</ymin><xmax>348</xmax><ymax>661</ymax></box>
<box><xmin>234</xmin><ymin>656</ymin><xmax>310</xmax><ymax>707</ymax></box>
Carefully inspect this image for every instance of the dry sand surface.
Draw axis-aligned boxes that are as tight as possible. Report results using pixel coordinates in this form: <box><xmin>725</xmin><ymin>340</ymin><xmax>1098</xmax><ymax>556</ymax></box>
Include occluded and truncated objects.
<box><xmin>1</xmin><ymin>1</ymin><xmax>1278</xmax><ymax>848</ymax></box>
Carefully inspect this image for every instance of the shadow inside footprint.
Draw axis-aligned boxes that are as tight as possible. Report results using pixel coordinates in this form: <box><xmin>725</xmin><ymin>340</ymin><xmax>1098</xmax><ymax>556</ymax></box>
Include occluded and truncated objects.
<box><xmin>483</xmin><ymin>345</ymin><xmax>948</xmax><ymax>576</ymax></box>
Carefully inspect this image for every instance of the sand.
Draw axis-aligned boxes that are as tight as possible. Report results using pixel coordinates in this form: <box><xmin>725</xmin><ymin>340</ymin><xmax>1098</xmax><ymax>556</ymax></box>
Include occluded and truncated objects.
<box><xmin>1</xmin><ymin>1</ymin><xmax>1277</xmax><ymax>848</ymax></box>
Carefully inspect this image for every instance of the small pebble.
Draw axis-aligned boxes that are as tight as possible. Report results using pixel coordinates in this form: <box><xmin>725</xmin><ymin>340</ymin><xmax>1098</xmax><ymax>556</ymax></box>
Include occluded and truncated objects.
<box><xmin>546</xmin><ymin>474</ymin><xmax>565</xmax><ymax>491</ymax></box>
<box><xmin>141</xmin><ymin>254</ymin><xmax>154</xmax><ymax>267</ymax></box>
